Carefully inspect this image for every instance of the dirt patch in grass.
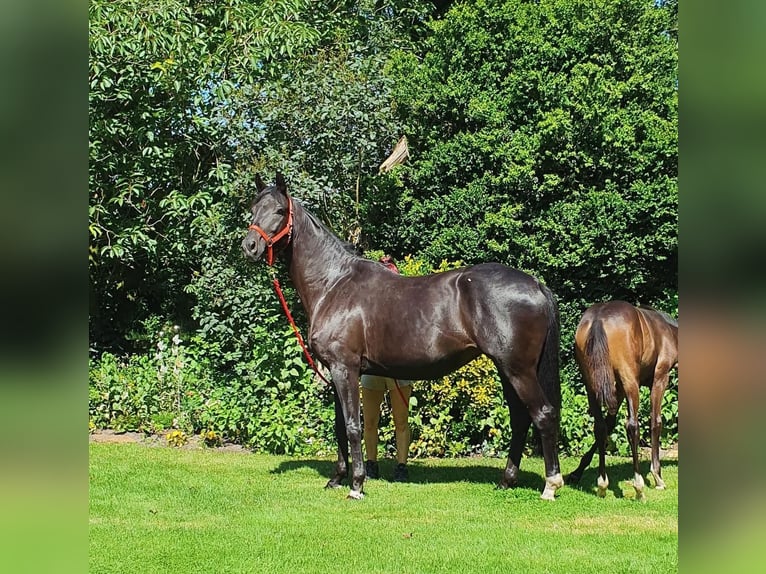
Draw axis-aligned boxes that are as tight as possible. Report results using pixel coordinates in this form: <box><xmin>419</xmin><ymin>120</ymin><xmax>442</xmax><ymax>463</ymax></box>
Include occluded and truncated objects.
<box><xmin>89</xmin><ymin>429</ymin><xmax>250</xmax><ymax>453</ymax></box>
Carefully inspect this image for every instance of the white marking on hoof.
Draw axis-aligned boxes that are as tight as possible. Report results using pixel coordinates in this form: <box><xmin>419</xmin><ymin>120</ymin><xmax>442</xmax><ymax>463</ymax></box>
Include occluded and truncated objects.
<box><xmin>347</xmin><ymin>490</ymin><xmax>365</xmax><ymax>500</ymax></box>
<box><xmin>541</xmin><ymin>473</ymin><xmax>564</xmax><ymax>500</ymax></box>
<box><xmin>651</xmin><ymin>470</ymin><xmax>666</xmax><ymax>490</ymax></box>
<box><xmin>634</xmin><ymin>472</ymin><xmax>646</xmax><ymax>502</ymax></box>
<box><xmin>597</xmin><ymin>475</ymin><xmax>609</xmax><ymax>497</ymax></box>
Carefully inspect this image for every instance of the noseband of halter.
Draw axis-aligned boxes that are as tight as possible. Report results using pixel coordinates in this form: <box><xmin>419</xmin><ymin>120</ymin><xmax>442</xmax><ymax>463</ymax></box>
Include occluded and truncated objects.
<box><xmin>248</xmin><ymin>196</ymin><xmax>294</xmax><ymax>266</ymax></box>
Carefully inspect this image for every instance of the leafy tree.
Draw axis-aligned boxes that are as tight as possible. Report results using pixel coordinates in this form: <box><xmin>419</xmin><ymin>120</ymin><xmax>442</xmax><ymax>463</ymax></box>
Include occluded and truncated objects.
<box><xmin>89</xmin><ymin>0</ymin><xmax>343</xmax><ymax>351</ymax></box>
<box><xmin>89</xmin><ymin>0</ymin><xmax>434</xmax><ymax>352</ymax></box>
<box><xmin>377</xmin><ymin>0</ymin><xmax>677</xmax><ymax>312</ymax></box>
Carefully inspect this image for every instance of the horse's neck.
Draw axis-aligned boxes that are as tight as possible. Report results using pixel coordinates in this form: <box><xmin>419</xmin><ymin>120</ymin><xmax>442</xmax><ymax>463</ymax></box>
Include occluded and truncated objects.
<box><xmin>286</xmin><ymin>204</ymin><xmax>357</xmax><ymax>319</ymax></box>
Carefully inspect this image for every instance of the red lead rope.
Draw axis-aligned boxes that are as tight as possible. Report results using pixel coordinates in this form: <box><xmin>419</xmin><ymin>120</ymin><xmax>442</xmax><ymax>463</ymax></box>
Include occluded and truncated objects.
<box><xmin>271</xmin><ymin>277</ymin><xmax>332</xmax><ymax>386</ymax></box>
<box><xmin>271</xmin><ymin>276</ymin><xmax>408</xmax><ymax>407</ymax></box>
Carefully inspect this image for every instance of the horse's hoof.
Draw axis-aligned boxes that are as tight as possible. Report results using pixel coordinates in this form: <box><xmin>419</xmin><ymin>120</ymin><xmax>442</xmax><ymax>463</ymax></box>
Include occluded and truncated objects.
<box><xmin>655</xmin><ymin>484</ymin><xmax>666</xmax><ymax>490</ymax></box>
<box><xmin>325</xmin><ymin>479</ymin><xmax>343</xmax><ymax>489</ymax></box>
<box><xmin>347</xmin><ymin>490</ymin><xmax>364</xmax><ymax>500</ymax></box>
<box><xmin>541</xmin><ymin>473</ymin><xmax>563</xmax><ymax>500</ymax></box>
<box><xmin>633</xmin><ymin>473</ymin><xmax>646</xmax><ymax>502</ymax></box>
<box><xmin>565</xmin><ymin>473</ymin><xmax>581</xmax><ymax>485</ymax></box>
<box><xmin>596</xmin><ymin>475</ymin><xmax>609</xmax><ymax>497</ymax></box>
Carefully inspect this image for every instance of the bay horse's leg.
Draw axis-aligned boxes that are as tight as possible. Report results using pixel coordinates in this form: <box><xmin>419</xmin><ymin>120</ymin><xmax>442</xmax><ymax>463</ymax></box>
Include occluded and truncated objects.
<box><xmin>624</xmin><ymin>381</ymin><xmax>645</xmax><ymax>501</ymax></box>
<box><xmin>566</xmin><ymin>391</ymin><xmax>602</xmax><ymax>486</ymax></box>
<box><xmin>498</xmin><ymin>382</ymin><xmax>531</xmax><ymax>489</ymax></box>
<box><xmin>325</xmin><ymin>387</ymin><xmax>349</xmax><ymax>489</ymax></box>
<box><xmin>649</xmin><ymin>369</ymin><xmax>671</xmax><ymax>490</ymax></box>
<box><xmin>329</xmin><ymin>364</ymin><xmax>365</xmax><ymax>499</ymax></box>
<box><xmin>595</xmin><ymin>409</ymin><xmax>615</xmax><ymax>497</ymax></box>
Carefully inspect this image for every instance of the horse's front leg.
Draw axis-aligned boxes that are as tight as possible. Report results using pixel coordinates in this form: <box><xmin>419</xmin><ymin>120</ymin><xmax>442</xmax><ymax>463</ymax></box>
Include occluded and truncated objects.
<box><xmin>329</xmin><ymin>363</ymin><xmax>365</xmax><ymax>499</ymax></box>
<box><xmin>325</xmin><ymin>386</ymin><xmax>349</xmax><ymax>489</ymax></box>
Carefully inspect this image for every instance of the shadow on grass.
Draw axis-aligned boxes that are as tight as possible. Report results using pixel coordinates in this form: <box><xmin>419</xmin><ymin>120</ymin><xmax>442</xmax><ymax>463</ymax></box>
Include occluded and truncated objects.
<box><xmin>565</xmin><ymin>459</ymin><xmax>679</xmax><ymax>498</ymax></box>
<box><xmin>270</xmin><ymin>458</ymin><xmax>546</xmax><ymax>493</ymax></box>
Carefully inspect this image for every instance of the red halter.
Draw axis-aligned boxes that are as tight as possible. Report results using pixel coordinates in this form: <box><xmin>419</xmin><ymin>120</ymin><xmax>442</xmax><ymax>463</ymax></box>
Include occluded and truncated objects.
<box><xmin>248</xmin><ymin>196</ymin><xmax>294</xmax><ymax>266</ymax></box>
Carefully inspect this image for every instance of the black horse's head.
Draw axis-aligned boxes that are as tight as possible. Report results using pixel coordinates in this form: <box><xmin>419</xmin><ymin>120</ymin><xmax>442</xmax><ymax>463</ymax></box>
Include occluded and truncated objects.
<box><xmin>241</xmin><ymin>172</ymin><xmax>293</xmax><ymax>264</ymax></box>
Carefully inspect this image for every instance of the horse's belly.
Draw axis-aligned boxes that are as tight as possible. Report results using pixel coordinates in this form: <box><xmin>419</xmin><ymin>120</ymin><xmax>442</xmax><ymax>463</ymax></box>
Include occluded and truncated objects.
<box><xmin>362</xmin><ymin>347</ymin><xmax>481</xmax><ymax>380</ymax></box>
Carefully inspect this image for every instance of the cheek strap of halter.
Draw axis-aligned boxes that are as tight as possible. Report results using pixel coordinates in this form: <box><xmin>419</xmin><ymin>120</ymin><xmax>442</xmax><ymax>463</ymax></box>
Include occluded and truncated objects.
<box><xmin>248</xmin><ymin>196</ymin><xmax>294</xmax><ymax>266</ymax></box>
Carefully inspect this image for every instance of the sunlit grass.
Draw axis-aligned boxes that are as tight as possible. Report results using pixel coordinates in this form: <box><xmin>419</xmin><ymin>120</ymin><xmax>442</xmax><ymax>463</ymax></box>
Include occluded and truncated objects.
<box><xmin>89</xmin><ymin>444</ymin><xmax>677</xmax><ymax>573</ymax></box>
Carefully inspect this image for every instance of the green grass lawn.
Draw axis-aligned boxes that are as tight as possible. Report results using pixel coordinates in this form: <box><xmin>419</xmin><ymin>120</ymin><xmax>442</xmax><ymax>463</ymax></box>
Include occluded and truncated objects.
<box><xmin>89</xmin><ymin>443</ymin><xmax>677</xmax><ymax>573</ymax></box>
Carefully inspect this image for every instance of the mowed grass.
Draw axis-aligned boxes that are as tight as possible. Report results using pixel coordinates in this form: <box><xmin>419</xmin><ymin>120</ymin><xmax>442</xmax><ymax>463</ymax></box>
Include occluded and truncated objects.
<box><xmin>89</xmin><ymin>443</ymin><xmax>677</xmax><ymax>574</ymax></box>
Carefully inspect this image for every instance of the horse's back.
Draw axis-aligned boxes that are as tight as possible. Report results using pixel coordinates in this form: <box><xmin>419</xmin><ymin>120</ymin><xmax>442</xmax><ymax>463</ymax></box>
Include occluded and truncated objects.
<box><xmin>577</xmin><ymin>301</ymin><xmax>677</xmax><ymax>384</ymax></box>
<box><xmin>636</xmin><ymin>306</ymin><xmax>678</xmax><ymax>371</ymax></box>
<box><xmin>337</xmin><ymin>261</ymin><xmax>553</xmax><ymax>378</ymax></box>
<box><xmin>576</xmin><ymin>301</ymin><xmax>644</xmax><ymax>374</ymax></box>
<box><xmin>459</xmin><ymin>262</ymin><xmax>551</xmax><ymax>310</ymax></box>
<box><xmin>576</xmin><ymin>300</ymin><xmax>638</xmax><ymax>342</ymax></box>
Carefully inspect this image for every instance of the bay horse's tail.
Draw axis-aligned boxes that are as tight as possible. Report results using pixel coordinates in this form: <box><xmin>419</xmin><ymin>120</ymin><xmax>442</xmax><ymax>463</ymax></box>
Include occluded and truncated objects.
<box><xmin>584</xmin><ymin>319</ymin><xmax>618</xmax><ymax>415</ymax></box>
<box><xmin>537</xmin><ymin>284</ymin><xmax>561</xmax><ymax>411</ymax></box>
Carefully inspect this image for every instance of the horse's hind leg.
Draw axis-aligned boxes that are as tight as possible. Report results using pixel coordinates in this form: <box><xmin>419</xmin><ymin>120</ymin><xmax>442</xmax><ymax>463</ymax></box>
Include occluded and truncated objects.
<box><xmin>596</xmin><ymin>411</ymin><xmax>619</xmax><ymax>497</ymax></box>
<box><xmin>649</xmin><ymin>368</ymin><xmax>671</xmax><ymax>490</ymax></box>
<box><xmin>325</xmin><ymin>387</ymin><xmax>349</xmax><ymax>489</ymax></box>
<box><xmin>624</xmin><ymin>380</ymin><xmax>645</xmax><ymax>501</ymax></box>
<box><xmin>567</xmin><ymin>390</ymin><xmax>603</xmax><ymax>486</ymax></box>
<box><xmin>498</xmin><ymin>383</ymin><xmax>531</xmax><ymax>490</ymax></box>
<box><xmin>498</xmin><ymin>366</ymin><xmax>562</xmax><ymax>500</ymax></box>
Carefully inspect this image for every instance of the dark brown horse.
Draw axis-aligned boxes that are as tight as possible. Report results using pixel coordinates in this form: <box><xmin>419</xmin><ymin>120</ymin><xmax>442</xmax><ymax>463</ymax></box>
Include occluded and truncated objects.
<box><xmin>566</xmin><ymin>301</ymin><xmax>678</xmax><ymax>501</ymax></box>
<box><xmin>241</xmin><ymin>174</ymin><xmax>564</xmax><ymax>500</ymax></box>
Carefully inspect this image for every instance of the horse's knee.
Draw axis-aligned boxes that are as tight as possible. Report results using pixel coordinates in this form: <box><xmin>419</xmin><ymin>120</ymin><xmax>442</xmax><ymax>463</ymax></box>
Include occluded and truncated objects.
<box><xmin>533</xmin><ymin>404</ymin><xmax>559</xmax><ymax>433</ymax></box>
<box><xmin>625</xmin><ymin>417</ymin><xmax>639</xmax><ymax>437</ymax></box>
<box><xmin>345</xmin><ymin>421</ymin><xmax>362</xmax><ymax>444</ymax></box>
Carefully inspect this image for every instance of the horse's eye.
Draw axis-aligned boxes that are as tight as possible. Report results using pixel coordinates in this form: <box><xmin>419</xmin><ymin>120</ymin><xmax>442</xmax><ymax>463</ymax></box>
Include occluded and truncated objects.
<box><xmin>276</xmin><ymin>208</ymin><xmax>287</xmax><ymax>216</ymax></box>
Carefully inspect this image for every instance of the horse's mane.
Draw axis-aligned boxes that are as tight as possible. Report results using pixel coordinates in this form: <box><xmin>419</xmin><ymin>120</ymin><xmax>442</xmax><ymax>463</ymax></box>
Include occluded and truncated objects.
<box><xmin>294</xmin><ymin>197</ymin><xmax>364</xmax><ymax>258</ymax></box>
<box><xmin>638</xmin><ymin>303</ymin><xmax>678</xmax><ymax>327</ymax></box>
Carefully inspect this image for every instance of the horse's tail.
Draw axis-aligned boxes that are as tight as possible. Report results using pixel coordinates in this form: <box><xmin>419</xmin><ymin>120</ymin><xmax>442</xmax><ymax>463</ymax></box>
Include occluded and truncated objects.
<box><xmin>584</xmin><ymin>319</ymin><xmax>618</xmax><ymax>415</ymax></box>
<box><xmin>537</xmin><ymin>284</ymin><xmax>561</xmax><ymax>411</ymax></box>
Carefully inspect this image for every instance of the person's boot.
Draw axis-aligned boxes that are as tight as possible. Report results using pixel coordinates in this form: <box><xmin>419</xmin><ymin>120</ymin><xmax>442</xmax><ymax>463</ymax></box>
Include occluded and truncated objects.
<box><xmin>365</xmin><ymin>460</ymin><xmax>380</xmax><ymax>479</ymax></box>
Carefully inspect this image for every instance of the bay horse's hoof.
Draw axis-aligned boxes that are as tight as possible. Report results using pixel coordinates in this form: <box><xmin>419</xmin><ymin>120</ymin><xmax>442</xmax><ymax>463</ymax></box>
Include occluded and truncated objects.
<box><xmin>346</xmin><ymin>490</ymin><xmax>364</xmax><ymax>500</ymax></box>
<box><xmin>596</xmin><ymin>475</ymin><xmax>609</xmax><ymax>497</ymax></box>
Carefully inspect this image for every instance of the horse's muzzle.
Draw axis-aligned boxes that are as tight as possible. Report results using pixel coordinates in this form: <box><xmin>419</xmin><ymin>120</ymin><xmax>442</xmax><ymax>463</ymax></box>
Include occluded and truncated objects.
<box><xmin>241</xmin><ymin>235</ymin><xmax>264</xmax><ymax>261</ymax></box>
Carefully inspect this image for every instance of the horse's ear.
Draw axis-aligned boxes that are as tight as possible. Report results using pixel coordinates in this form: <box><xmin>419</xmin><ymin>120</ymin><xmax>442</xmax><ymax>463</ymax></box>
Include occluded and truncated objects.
<box><xmin>255</xmin><ymin>173</ymin><xmax>267</xmax><ymax>192</ymax></box>
<box><xmin>275</xmin><ymin>172</ymin><xmax>288</xmax><ymax>196</ymax></box>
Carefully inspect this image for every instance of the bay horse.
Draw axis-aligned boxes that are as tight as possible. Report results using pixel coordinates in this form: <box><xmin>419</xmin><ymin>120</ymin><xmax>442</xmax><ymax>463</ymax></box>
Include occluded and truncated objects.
<box><xmin>241</xmin><ymin>173</ymin><xmax>564</xmax><ymax>500</ymax></box>
<box><xmin>566</xmin><ymin>301</ymin><xmax>678</xmax><ymax>501</ymax></box>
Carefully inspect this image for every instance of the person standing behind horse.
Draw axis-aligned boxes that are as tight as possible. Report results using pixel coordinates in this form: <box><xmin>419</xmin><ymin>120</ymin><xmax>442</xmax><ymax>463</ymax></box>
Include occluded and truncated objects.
<box><xmin>362</xmin><ymin>255</ymin><xmax>412</xmax><ymax>482</ymax></box>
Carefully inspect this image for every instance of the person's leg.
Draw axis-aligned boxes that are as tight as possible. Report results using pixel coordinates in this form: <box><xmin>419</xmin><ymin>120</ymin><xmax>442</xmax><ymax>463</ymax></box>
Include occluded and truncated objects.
<box><xmin>361</xmin><ymin>385</ymin><xmax>385</xmax><ymax>464</ymax></box>
<box><xmin>389</xmin><ymin>383</ymin><xmax>411</xmax><ymax>465</ymax></box>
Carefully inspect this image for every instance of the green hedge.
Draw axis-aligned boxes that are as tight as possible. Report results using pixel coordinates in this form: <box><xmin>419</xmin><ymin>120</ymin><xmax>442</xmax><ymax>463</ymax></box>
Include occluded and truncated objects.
<box><xmin>89</xmin><ymin>256</ymin><xmax>678</xmax><ymax>457</ymax></box>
